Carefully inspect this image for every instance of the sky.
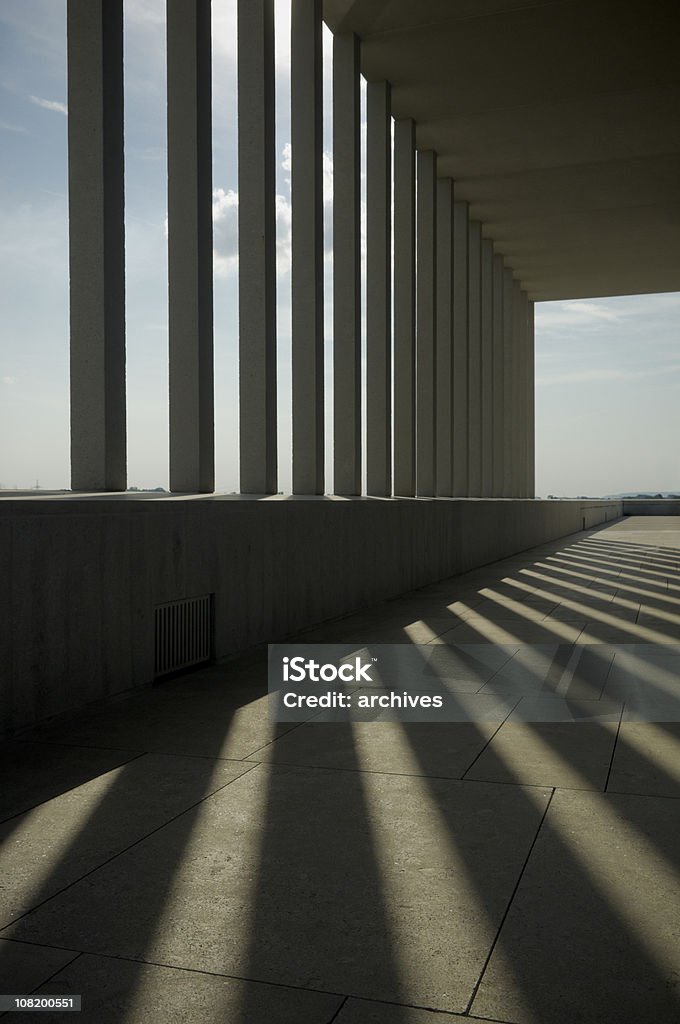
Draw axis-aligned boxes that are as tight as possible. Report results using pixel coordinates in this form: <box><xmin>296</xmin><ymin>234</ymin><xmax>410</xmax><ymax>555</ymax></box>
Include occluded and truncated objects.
<box><xmin>1</xmin><ymin>0</ymin><xmax>679</xmax><ymax>497</ymax></box>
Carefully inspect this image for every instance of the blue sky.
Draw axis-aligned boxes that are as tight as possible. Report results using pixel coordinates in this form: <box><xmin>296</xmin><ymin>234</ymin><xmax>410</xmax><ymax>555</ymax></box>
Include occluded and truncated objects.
<box><xmin>1</xmin><ymin>0</ymin><xmax>678</xmax><ymax>496</ymax></box>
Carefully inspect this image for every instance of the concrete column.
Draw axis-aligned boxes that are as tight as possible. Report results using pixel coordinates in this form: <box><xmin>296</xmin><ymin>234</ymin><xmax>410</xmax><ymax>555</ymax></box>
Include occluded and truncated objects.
<box><xmin>435</xmin><ymin>178</ymin><xmax>454</xmax><ymax>496</ymax></box>
<box><xmin>67</xmin><ymin>0</ymin><xmax>126</xmax><ymax>491</ymax></box>
<box><xmin>467</xmin><ymin>219</ymin><xmax>482</xmax><ymax>496</ymax></box>
<box><xmin>365</xmin><ymin>80</ymin><xmax>391</xmax><ymax>496</ymax></box>
<box><xmin>480</xmin><ymin>237</ymin><xmax>494</xmax><ymax>497</ymax></box>
<box><xmin>452</xmin><ymin>200</ymin><xmax>469</xmax><ymax>496</ymax></box>
<box><xmin>511</xmin><ymin>279</ymin><xmax>522</xmax><ymax>497</ymax></box>
<box><xmin>291</xmin><ymin>0</ymin><xmax>324</xmax><ymax>494</ymax></box>
<box><xmin>167</xmin><ymin>0</ymin><xmax>214</xmax><ymax>493</ymax></box>
<box><xmin>238</xmin><ymin>0</ymin><xmax>277</xmax><ymax>494</ymax></box>
<box><xmin>491</xmin><ymin>254</ymin><xmax>505</xmax><ymax>496</ymax></box>
<box><xmin>519</xmin><ymin>289</ymin><xmax>532</xmax><ymax>497</ymax></box>
<box><xmin>333</xmin><ymin>33</ymin><xmax>362</xmax><ymax>495</ymax></box>
<box><xmin>527</xmin><ymin>298</ymin><xmax>536</xmax><ymax>498</ymax></box>
<box><xmin>518</xmin><ymin>288</ymin><xmax>528</xmax><ymax>499</ymax></box>
<box><xmin>416</xmin><ymin>150</ymin><xmax>436</xmax><ymax>497</ymax></box>
<box><xmin>502</xmin><ymin>267</ymin><xmax>514</xmax><ymax>497</ymax></box>
<box><xmin>393</xmin><ymin>119</ymin><xmax>416</xmax><ymax>497</ymax></box>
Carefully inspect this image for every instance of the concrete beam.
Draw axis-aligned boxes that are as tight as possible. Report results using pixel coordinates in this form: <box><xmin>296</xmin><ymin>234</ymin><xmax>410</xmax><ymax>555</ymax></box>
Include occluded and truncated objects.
<box><xmin>237</xmin><ymin>0</ymin><xmax>277</xmax><ymax>494</ymax></box>
<box><xmin>416</xmin><ymin>150</ymin><xmax>436</xmax><ymax>496</ymax></box>
<box><xmin>291</xmin><ymin>0</ymin><xmax>324</xmax><ymax>494</ymax></box>
<box><xmin>365</xmin><ymin>80</ymin><xmax>392</xmax><ymax>496</ymax></box>
<box><xmin>67</xmin><ymin>0</ymin><xmax>126</xmax><ymax>491</ymax></box>
<box><xmin>393</xmin><ymin>118</ymin><xmax>416</xmax><ymax>497</ymax></box>
<box><xmin>167</xmin><ymin>0</ymin><xmax>214</xmax><ymax>493</ymax></box>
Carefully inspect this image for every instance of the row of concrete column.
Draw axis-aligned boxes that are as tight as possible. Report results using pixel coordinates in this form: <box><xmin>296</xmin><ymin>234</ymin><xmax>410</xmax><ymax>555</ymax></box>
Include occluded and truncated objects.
<box><xmin>67</xmin><ymin>0</ymin><xmax>534</xmax><ymax>498</ymax></box>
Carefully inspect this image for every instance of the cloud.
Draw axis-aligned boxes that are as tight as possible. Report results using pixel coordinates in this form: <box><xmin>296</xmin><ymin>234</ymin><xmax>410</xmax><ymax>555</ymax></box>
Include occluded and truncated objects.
<box><xmin>211</xmin><ymin>0</ymin><xmax>238</xmax><ymax>65</ymax></box>
<box><xmin>2</xmin><ymin>376</ymin><xmax>17</xmax><ymax>386</ymax></box>
<box><xmin>279</xmin><ymin>142</ymin><xmax>333</xmax><ymax>259</ymax></box>
<box><xmin>29</xmin><ymin>95</ymin><xmax>67</xmax><ymax>116</ymax></box>
<box><xmin>537</xmin><ymin>364</ymin><xmax>680</xmax><ymax>386</ymax></box>
<box><xmin>124</xmin><ymin>0</ymin><xmax>165</xmax><ymax>26</ymax></box>
<box><xmin>211</xmin><ymin>185</ymin><xmax>293</xmax><ymax>277</ymax></box>
<box><xmin>212</xmin><ymin>188</ymin><xmax>239</xmax><ymax>276</ymax></box>
<box><xmin>0</xmin><ymin>120</ymin><xmax>27</xmax><ymax>134</ymax></box>
<box><xmin>275</xmin><ymin>194</ymin><xmax>292</xmax><ymax>272</ymax></box>
<box><xmin>536</xmin><ymin>299</ymin><xmax>621</xmax><ymax>328</ymax></box>
<box><xmin>166</xmin><ymin>142</ymin><xmax>341</xmax><ymax>278</ymax></box>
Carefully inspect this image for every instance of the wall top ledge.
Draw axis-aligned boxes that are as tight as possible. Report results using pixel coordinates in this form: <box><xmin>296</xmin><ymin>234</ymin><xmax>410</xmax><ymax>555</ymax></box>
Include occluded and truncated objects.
<box><xmin>0</xmin><ymin>493</ymin><xmax>622</xmax><ymax>518</ymax></box>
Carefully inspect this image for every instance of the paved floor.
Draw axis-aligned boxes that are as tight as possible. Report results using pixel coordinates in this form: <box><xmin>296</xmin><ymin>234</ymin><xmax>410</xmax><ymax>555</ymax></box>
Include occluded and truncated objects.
<box><xmin>2</xmin><ymin>516</ymin><xmax>680</xmax><ymax>1023</ymax></box>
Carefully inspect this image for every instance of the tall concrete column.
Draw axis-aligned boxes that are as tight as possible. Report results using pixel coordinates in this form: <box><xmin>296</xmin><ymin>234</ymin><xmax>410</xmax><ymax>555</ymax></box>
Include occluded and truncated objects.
<box><xmin>519</xmin><ymin>289</ymin><xmax>532</xmax><ymax>497</ymax></box>
<box><xmin>435</xmin><ymin>178</ymin><xmax>454</xmax><ymax>496</ymax></box>
<box><xmin>365</xmin><ymin>80</ymin><xmax>391</xmax><ymax>496</ymax></box>
<box><xmin>467</xmin><ymin>220</ymin><xmax>482</xmax><ymax>495</ymax></box>
<box><xmin>291</xmin><ymin>0</ymin><xmax>324</xmax><ymax>494</ymax></box>
<box><xmin>333</xmin><ymin>33</ymin><xmax>362</xmax><ymax>495</ymax></box>
<box><xmin>393</xmin><ymin>119</ymin><xmax>416</xmax><ymax>497</ymax></box>
<box><xmin>491</xmin><ymin>253</ymin><xmax>505</xmax><ymax>496</ymax></box>
<box><xmin>480</xmin><ymin>238</ymin><xmax>494</xmax><ymax>497</ymax></box>
<box><xmin>167</xmin><ymin>0</ymin><xmax>214</xmax><ymax>493</ymax></box>
<box><xmin>518</xmin><ymin>288</ymin><xmax>528</xmax><ymax>495</ymax></box>
<box><xmin>511</xmin><ymin>279</ymin><xmax>523</xmax><ymax>497</ymax></box>
<box><xmin>527</xmin><ymin>298</ymin><xmax>536</xmax><ymax>497</ymax></box>
<box><xmin>452</xmin><ymin>199</ymin><xmax>469</xmax><ymax>496</ymax></box>
<box><xmin>502</xmin><ymin>267</ymin><xmax>514</xmax><ymax>497</ymax></box>
<box><xmin>238</xmin><ymin>0</ymin><xmax>277</xmax><ymax>494</ymax></box>
<box><xmin>67</xmin><ymin>0</ymin><xmax>126</xmax><ymax>491</ymax></box>
<box><xmin>416</xmin><ymin>150</ymin><xmax>436</xmax><ymax>497</ymax></box>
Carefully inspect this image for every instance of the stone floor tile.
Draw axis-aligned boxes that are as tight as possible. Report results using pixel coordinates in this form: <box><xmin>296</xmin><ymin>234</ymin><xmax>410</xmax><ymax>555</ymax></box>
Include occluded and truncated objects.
<box><xmin>0</xmin><ymin>937</ymin><xmax>79</xmax><ymax>994</ymax></box>
<box><xmin>0</xmin><ymin>742</ymin><xmax>141</xmax><ymax>823</ymax></box>
<box><xmin>436</xmin><ymin>622</ymin><xmax>583</xmax><ymax>645</ymax></box>
<box><xmin>602</xmin><ymin>653</ymin><xmax>680</xmax><ymax>719</ymax></box>
<box><xmin>471</xmin><ymin>789</ymin><xmax>680</xmax><ymax>1023</ymax></box>
<box><xmin>246</xmin><ymin>719</ymin><xmax>508</xmax><ymax>778</ymax></box>
<box><xmin>28</xmin><ymin>681</ymin><xmax>300</xmax><ymax>761</ymax></box>
<box><xmin>334</xmin><ymin>997</ymin><xmax>493</xmax><ymax>1023</ymax></box>
<box><xmin>34</xmin><ymin>953</ymin><xmax>343</xmax><ymax>1024</ymax></box>
<box><xmin>479</xmin><ymin>644</ymin><xmax>615</xmax><ymax>699</ymax></box>
<box><xmin>0</xmin><ymin>753</ymin><xmax>254</xmax><ymax>927</ymax></box>
<box><xmin>607</xmin><ymin>722</ymin><xmax>680</xmax><ymax>797</ymax></box>
<box><xmin>465</xmin><ymin>698</ymin><xmax>622</xmax><ymax>790</ymax></box>
<box><xmin>5</xmin><ymin>767</ymin><xmax>550</xmax><ymax>1015</ymax></box>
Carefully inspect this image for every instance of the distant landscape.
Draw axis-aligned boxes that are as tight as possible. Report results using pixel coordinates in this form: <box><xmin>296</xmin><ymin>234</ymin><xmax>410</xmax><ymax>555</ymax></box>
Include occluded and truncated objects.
<box><xmin>546</xmin><ymin>491</ymin><xmax>680</xmax><ymax>500</ymax></box>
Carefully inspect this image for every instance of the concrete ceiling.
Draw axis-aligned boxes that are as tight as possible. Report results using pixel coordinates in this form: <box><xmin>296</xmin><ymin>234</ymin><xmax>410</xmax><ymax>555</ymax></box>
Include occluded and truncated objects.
<box><xmin>323</xmin><ymin>0</ymin><xmax>680</xmax><ymax>300</ymax></box>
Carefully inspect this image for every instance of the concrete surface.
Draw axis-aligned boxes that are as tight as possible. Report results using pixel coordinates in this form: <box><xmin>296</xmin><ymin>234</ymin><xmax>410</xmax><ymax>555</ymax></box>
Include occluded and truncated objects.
<box><xmin>322</xmin><ymin>0</ymin><xmax>680</xmax><ymax>300</ymax></box>
<box><xmin>0</xmin><ymin>494</ymin><xmax>620</xmax><ymax>734</ymax></box>
<box><xmin>2</xmin><ymin>516</ymin><xmax>680</xmax><ymax>1022</ymax></box>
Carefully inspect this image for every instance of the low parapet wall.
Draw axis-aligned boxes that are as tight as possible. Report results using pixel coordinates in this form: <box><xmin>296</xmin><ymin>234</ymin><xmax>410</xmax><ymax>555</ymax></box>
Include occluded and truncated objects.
<box><xmin>622</xmin><ymin>499</ymin><xmax>680</xmax><ymax>516</ymax></box>
<box><xmin>0</xmin><ymin>495</ymin><xmax>622</xmax><ymax>734</ymax></box>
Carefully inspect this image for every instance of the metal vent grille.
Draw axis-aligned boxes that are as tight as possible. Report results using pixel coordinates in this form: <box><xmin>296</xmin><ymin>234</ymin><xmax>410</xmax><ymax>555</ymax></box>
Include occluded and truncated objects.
<box><xmin>154</xmin><ymin>594</ymin><xmax>213</xmax><ymax>677</ymax></box>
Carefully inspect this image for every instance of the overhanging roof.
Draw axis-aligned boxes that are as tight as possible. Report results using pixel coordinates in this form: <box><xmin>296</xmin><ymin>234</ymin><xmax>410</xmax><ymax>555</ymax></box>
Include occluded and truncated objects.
<box><xmin>324</xmin><ymin>0</ymin><xmax>680</xmax><ymax>300</ymax></box>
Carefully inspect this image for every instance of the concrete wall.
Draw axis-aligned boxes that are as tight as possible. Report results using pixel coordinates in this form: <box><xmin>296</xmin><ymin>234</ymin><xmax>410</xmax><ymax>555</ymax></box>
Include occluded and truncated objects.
<box><xmin>1</xmin><ymin>496</ymin><xmax>621</xmax><ymax>735</ymax></box>
<box><xmin>622</xmin><ymin>499</ymin><xmax>680</xmax><ymax>516</ymax></box>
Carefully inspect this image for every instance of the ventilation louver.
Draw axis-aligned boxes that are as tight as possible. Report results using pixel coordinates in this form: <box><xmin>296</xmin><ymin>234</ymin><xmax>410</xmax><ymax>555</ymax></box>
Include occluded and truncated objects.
<box><xmin>154</xmin><ymin>594</ymin><xmax>213</xmax><ymax>677</ymax></box>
